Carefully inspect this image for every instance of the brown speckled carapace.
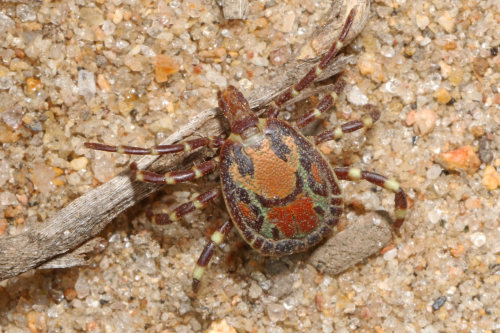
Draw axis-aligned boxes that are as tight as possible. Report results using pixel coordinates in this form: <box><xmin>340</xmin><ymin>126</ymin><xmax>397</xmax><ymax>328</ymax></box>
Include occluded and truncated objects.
<box><xmin>85</xmin><ymin>8</ymin><xmax>408</xmax><ymax>292</ymax></box>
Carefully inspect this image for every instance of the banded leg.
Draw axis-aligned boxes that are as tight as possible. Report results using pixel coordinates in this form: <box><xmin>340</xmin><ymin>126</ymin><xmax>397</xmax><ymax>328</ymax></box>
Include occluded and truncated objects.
<box><xmin>146</xmin><ymin>188</ymin><xmax>221</xmax><ymax>225</ymax></box>
<box><xmin>315</xmin><ymin>105</ymin><xmax>381</xmax><ymax>144</ymax></box>
<box><xmin>192</xmin><ymin>220</ymin><xmax>234</xmax><ymax>292</ymax></box>
<box><xmin>334</xmin><ymin>167</ymin><xmax>408</xmax><ymax>230</ymax></box>
<box><xmin>84</xmin><ymin>136</ymin><xmax>225</xmax><ymax>155</ymax></box>
<box><xmin>264</xmin><ymin>8</ymin><xmax>356</xmax><ymax>118</ymax></box>
<box><xmin>131</xmin><ymin>156</ymin><xmax>220</xmax><ymax>184</ymax></box>
<box><xmin>295</xmin><ymin>79</ymin><xmax>346</xmax><ymax>129</ymax></box>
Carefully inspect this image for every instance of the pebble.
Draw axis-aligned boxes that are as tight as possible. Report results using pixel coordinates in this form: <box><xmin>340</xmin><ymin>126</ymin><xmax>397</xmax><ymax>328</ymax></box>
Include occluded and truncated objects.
<box><xmin>415</xmin><ymin>14</ymin><xmax>429</xmax><ymax>30</ymax></box>
<box><xmin>426</xmin><ymin>164</ymin><xmax>442</xmax><ymax>180</ymax></box>
<box><xmin>347</xmin><ymin>86</ymin><xmax>369</xmax><ymax>106</ymax></box>
<box><xmin>481</xmin><ymin>165</ymin><xmax>499</xmax><ymax>190</ymax></box>
<box><xmin>70</xmin><ymin>157</ymin><xmax>88</xmax><ymax>171</ymax></box>
<box><xmin>436</xmin><ymin>146</ymin><xmax>481</xmax><ymax>174</ymax></box>
<box><xmin>154</xmin><ymin>54</ymin><xmax>179</xmax><ymax>83</ymax></box>
<box><xmin>357</xmin><ymin>53</ymin><xmax>384</xmax><ymax>82</ymax></box>
<box><xmin>206</xmin><ymin>319</ymin><xmax>237</xmax><ymax>333</ymax></box>
<box><xmin>30</xmin><ymin>163</ymin><xmax>56</xmax><ymax>194</ymax></box>
<box><xmin>437</xmin><ymin>10</ymin><xmax>455</xmax><ymax>33</ymax></box>
<box><xmin>78</xmin><ymin>69</ymin><xmax>96</xmax><ymax>104</ymax></box>
<box><xmin>434</xmin><ymin>87</ymin><xmax>452</xmax><ymax>104</ymax></box>
<box><xmin>432</xmin><ymin>296</ymin><xmax>447</xmax><ymax>311</ymax></box>
<box><xmin>413</xmin><ymin>108</ymin><xmax>437</xmax><ymax>135</ymax></box>
<box><xmin>0</xmin><ymin>191</ymin><xmax>18</xmax><ymax>206</ymax></box>
<box><xmin>267</xmin><ymin>303</ymin><xmax>286</xmax><ymax>322</ymax></box>
<box><xmin>470</xmin><ymin>232</ymin><xmax>486</xmax><ymax>248</ymax></box>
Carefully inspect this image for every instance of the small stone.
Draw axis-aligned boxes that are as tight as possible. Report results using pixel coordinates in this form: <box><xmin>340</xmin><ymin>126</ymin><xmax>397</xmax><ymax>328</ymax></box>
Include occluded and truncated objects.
<box><xmin>269</xmin><ymin>46</ymin><xmax>291</xmax><ymax>66</ymax></box>
<box><xmin>434</xmin><ymin>87</ymin><xmax>451</xmax><ymax>104</ymax></box>
<box><xmin>70</xmin><ymin>157</ymin><xmax>88</xmax><ymax>171</ymax></box>
<box><xmin>383</xmin><ymin>248</ymin><xmax>398</xmax><ymax>261</ymax></box>
<box><xmin>472</xmin><ymin>57</ymin><xmax>489</xmax><ymax>77</ymax></box>
<box><xmin>206</xmin><ymin>319</ymin><xmax>237</xmax><ymax>333</ymax></box>
<box><xmin>413</xmin><ymin>108</ymin><xmax>437</xmax><ymax>135</ymax></box>
<box><xmin>347</xmin><ymin>86</ymin><xmax>369</xmax><ymax>106</ymax></box>
<box><xmin>444</xmin><ymin>41</ymin><xmax>457</xmax><ymax>50</ymax></box>
<box><xmin>248</xmin><ymin>281</ymin><xmax>262</xmax><ymax>299</ymax></box>
<box><xmin>26</xmin><ymin>77</ymin><xmax>43</xmax><ymax>93</ymax></box>
<box><xmin>415</xmin><ymin>14</ymin><xmax>429</xmax><ymax>30</ymax></box>
<box><xmin>267</xmin><ymin>303</ymin><xmax>286</xmax><ymax>322</ymax></box>
<box><xmin>437</xmin><ymin>10</ymin><xmax>455</xmax><ymax>33</ymax></box>
<box><xmin>64</xmin><ymin>288</ymin><xmax>77</xmax><ymax>301</ymax></box>
<box><xmin>450</xmin><ymin>244</ymin><xmax>464</xmax><ymax>258</ymax></box>
<box><xmin>0</xmin><ymin>191</ymin><xmax>18</xmax><ymax>206</ymax></box>
<box><xmin>470</xmin><ymin>232</ymin><xmax>486</xmax><ymax>248</ymax></box>
<box><xmin>274</xmin><ymin>11</ymin><xmax>295</xmax><ymax>33</ymax></box>
<box><xmin>78</xmin><ymin>69</ymin><xmax>96</xmax><ymax>104</ymax></box>
<box><xmin>449</xmin><ymin>68</ymin><xmax>463</xmax><ymax>86</ymax></box>
<box><xmin>30</xmin><ymin>163</ymin><xmax>56</xmax><ymax>194</ymax></box>
<box><xmin>436</xmin><ymin>146</ymin><xmax>481</xmax><ymax>174</ymax></box>
<box><xmin>96</xmin><ymin>74</ymin><xmax>111</xmax><ymax>91</ymax></box>
<box><xmin>124</xmin><ymin>55</ymin><xmax>147</xmax><ymax>72</ymax></box>
<box><xmin>154</xmin><ymin>54</ymin><xmax>179</xmax><ymax>83</ymax></box>
<box><xmin>357</xmin><ymin>53</ymin><xmax>384</xmax><ymax>82</ymax></box>
<box><xmin>426</xmin><ymin>164</ymin><xmax>442</xmax><ymax>180</ymax></box>
<box><xmin>0</xmin><ymin>122</ymin><xmax>21</xmax><ymax>143</ymax></box>
<box><xmin>74</xmin><ymin>275</ymin><xmax>90</xmax><ymax>298</ymax></box>
<box><xmin>0</xmin><ymin>160</ymin><xmax>10</xmax><ymax>187</ymax></box>
<box><xmin>4</xmin><ymin>205</ymin><xmax>22</xmax><ymax>218</ymax></box>
<box><xmin>432</xmin><ymin>296</ymin><xmax>447</xmax><ymax>311</ymax></box>
<box><xmin>481</xmin><ymin>165</ymin><xmax>500</xmax><ymax>190</ymax></box>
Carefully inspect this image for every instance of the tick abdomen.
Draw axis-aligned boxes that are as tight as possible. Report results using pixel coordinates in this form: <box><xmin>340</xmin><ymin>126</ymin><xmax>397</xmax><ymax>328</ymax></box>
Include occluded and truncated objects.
<box><xmin>220</xmin><ymin>118</ymin><xmax>343</xmax><ymax>256</ymax></box>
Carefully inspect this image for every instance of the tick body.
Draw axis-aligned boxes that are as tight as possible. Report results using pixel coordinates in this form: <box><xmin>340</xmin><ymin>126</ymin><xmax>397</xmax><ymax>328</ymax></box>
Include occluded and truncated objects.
<box><xmin>85</xmin><ymin>8</ymin><xmax>408</xmax><ymax>292</ymax></box>
<box><xmin>220</xmin><ymin>117</ymin><xmax>342</xmax><ymax>256</ymax></box>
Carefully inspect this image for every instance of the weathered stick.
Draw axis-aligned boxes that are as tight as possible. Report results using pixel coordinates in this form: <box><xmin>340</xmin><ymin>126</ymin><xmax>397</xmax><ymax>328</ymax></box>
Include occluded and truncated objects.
<box><xmin>0</xmin><ymin>1</ymin><xmax>370</xmax><ymax>281</ymax></box>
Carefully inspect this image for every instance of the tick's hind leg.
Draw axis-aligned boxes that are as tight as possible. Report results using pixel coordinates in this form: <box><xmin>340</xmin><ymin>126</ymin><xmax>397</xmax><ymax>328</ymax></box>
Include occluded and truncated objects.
<box><xmin>147</xmin><ymin>188</ymin><xmax>221</xmax><ymax>225</ymax></box>
<box><xmin>334</xmin><ymin>167</ymin><xmax>408</xmax><ymax>230</ymax></box>
<box><xmin>314</xmin><ymin>105</ymin><xmax>381</xmax><ymax>144</ymax></box>
<box><xmin>192</xmin><ymin>220</ymin><xmax>233</xmax><ymax>292</ymax></box>
<box><xmin>264</xmin><ymin>8</ymin><xmax>356</xmax><ymax>118</ymax></box>
<box><xmin>130</xmin><ymin>156</ymin><xmax>220</xmax><ymax>184</ymax></box>
<box><xmin>85</xmin><ymin>136</ymin><xmax>225</xmax><ymax>155</ymax></box>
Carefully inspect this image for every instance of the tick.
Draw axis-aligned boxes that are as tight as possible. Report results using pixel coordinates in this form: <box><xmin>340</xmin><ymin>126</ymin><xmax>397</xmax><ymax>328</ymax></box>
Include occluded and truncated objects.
<box><xmin>85</xmin><ymin>9</ymin><xmax>408</xmax><ymax>292</ymax></box>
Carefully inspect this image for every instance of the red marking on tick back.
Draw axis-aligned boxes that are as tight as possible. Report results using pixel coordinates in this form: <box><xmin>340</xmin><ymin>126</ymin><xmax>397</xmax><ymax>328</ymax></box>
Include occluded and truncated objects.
<box><xmin>238</xmin><ymin>202</ymin><xmax>255</xmax><ymax>220</ymax></box>
<box><xmin>268</xmin><ymin>194</ymin><xmax>318</xmax><ymax>238</ymax></box>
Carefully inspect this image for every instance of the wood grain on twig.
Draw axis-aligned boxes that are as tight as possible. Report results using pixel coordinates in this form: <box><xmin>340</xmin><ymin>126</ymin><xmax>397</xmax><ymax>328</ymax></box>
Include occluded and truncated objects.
<box><xmin>0</xmin><ymin>0</ymin><xmax>371</xmax><ymax>281</ymax></box>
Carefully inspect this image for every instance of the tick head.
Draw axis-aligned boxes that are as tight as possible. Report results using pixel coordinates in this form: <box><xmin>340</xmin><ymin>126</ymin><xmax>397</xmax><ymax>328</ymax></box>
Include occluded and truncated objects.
<box><xmin>218</xmin><ymin>85</ymin><xmax>258</xmax><ymax>136</ymax></box>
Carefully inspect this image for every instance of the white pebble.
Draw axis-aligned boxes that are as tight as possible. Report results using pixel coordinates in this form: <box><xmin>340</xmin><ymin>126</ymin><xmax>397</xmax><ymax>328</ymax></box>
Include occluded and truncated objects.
<box><xmin>383</xmin><ymin>248</ymin><xmax>398</xmax><ymax>261</ymax></box>
<box><xmin>426</xmin><ymin>164</ymin><xmax>442</xmax><ymax>180</ymax></box>
<box><xmin>470</xmin><ymin>232</ymin><xmax>486</xmax><ymax>248</ymax></box>
<box><xmin>347</xmin><ymin>86</ymin><xmax>369</xmax><ymax>106</ymax></box>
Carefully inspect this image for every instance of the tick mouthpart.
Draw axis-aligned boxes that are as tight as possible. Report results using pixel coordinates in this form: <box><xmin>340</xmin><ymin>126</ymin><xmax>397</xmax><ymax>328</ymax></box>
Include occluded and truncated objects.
<box><xmin>218</xmin><ymin>85</ymin><xmax>259</xmax><ymax>135</ymax></box>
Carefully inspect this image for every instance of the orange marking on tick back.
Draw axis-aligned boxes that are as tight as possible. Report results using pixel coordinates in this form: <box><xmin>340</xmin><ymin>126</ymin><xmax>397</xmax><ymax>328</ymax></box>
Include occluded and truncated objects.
<box><xmin>230</xmin><ymin>136</ymin><xmax>298</xmax><ymax>199</ymax></box>
<box><xmin>268</xmin><ymin>194</ymin><xmax>319</xmax><ymax>238</ymax></box>
<box><xmin>311</xmin><ymin>162</ymin><xmax>323</xmax><ymax>184</ymax></box>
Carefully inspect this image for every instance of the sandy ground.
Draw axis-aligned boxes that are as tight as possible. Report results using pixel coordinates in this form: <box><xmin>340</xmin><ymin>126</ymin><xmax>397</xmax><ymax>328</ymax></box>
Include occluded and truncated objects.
<box><xmin>0</xmin><ymin>0</ymin><xmax>499</xmax><ymax>332</ymax></box>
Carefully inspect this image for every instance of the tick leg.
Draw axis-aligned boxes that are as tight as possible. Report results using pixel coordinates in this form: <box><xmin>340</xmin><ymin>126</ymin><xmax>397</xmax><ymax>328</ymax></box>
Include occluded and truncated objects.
<box><xmin>131</xmin><ymin>156</ymin><xmax>220</xmax><ymax>184</ymax></box>
<box><xmin>192</xmin><ymin>220</ymin><xmax>234</xmax><ymax>292</ymax></box>
<box><xmin>314</xmin><ymin>105</ymin><xmax>380</xmax><ymax>144</ymax></box>
<box><xmin>295</xmin><ymin>79</ymin><xmax>346</xmax><ymax>129</ymax></box>
<box><xmin>334</xmin><ymin>167</ymin><xmax>408</xmax><ymax>230</ymax></box>
<box><xmin>264</xmin><ymin>8</ymin><xmax>356</xmax><ymax>118</ymax></box>
<box><xmin>85</xmin><ymin>136</ymin><xmax>225</xmax><ymax>155</ymax></box>
<box><xmin>147</xmin><ymin>188</ymin><xmax>221</xmax><ymax>225</ymax></box>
